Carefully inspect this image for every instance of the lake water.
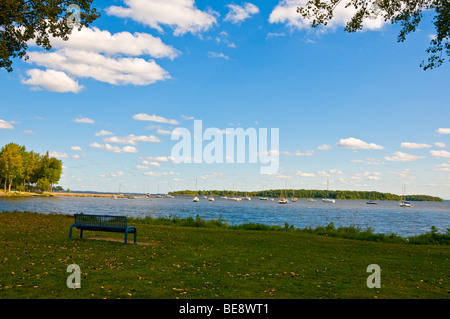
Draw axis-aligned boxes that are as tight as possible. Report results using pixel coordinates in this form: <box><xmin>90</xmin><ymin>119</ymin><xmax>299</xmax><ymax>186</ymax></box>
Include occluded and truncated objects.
<box><xmin>1</xmin><ymin>195</ymin><xmax>449</xmax><ymax>237</ymax></box>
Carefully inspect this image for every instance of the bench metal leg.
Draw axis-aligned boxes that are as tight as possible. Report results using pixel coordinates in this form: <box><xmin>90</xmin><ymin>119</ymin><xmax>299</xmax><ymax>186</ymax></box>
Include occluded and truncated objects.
<box><xmin>69</xmin><ymin>224</ymin><xmax>75</xmax><ymax>240</ymax></box>
<box><xmin>80</xmin><ymin>229</ymin><xmax>83</xmax><ymax>239</ymax></box>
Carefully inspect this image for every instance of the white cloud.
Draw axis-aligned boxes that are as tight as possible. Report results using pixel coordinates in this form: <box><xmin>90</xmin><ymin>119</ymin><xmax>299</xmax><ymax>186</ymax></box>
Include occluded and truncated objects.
<box><xmin>295</xmin><ymin>170</ymin><xmax>315</xmax><ymax>177</ymax></box>
<box><xmin>435</xmin><ymin>161</ymin><xmax>450</xmax><ymax>168</ymax></box>
<box><xmin>72</xmin><ymin>116</ymin><xmax>95</xmax><ymax>124</ymax></box>
<box><xmin>269</xmin><ymin>0</ymin><xmax>386</xmax><ymax>32</ymax></box>
<box><xmin>436</xmin><ymin>128</ymin><xmax>450</xmax><ymax>134</ymax></box>
<box><xmin>106</xmin><ymin>0</ymin><xmax>218</xmax><ymax>36</ymax></box>
<box><xmin>23</xmin><ymin>26</ymin><xmax>176</xmax><ymax>91</ymax></box>
<box><xmin>208</xmin><ymin>51</ymin><xmax>229</xmax><ymax>60</ymax></box>
<box><xmin>0</xmin><ymin>119</ymin><xmax>14</xmax><ymax>130</ymax></box>
<box><xmin>435</xmin><ymin>142</ymin><xmax>446</xmax><ymax>148</ymax></box>
<box><xmin>156</xmin><ymin>128</ymin><xmax>172</xmax><ymax>135</ymax></box>
<box><xmin>90</xmin><ymin>142</ymin><xmax>138</xmax><ymax>153</ymax></box>
<box><xmin>430</xmin><ymin>150</ymin><xmax>450</xmax><ymax>158</ymax></box>
<box><xmin>336</xmin><ymin>137</ymin><xmax>383</xmax><ymax>150</ymax></box>
<box><xmin>95</xmin><ymin>130</ymin><xmax>114</xmax><ymax>136</ymax></box>
<box><xmin>104</xmin><ymin>134</ymin><xmax>161</xmax><ymax>145</ymax></box>
<box><xmin>133</xmin><ymin>113</ymin><xmax>179</xmax><ymax>125</ymax></box>
<box><xmin>317</xmin><ymin>170</ymin><xmax>330</xmax><ymax>177</ymax></box>
<box><xmin>294</xmin><ymin>150</ymin><xmax>315</xmax><ymax>156</ymax></box>
<box><xmin>48</xmin><ymin>27</ymin><xmax>179</xmax><ymax>60</ymax></box>
<box><xmin>27</xmin><ymin>49</ymin><xmax>170</xmax><ymax>86</ymax></box>
<box><xmin>142</xmin><ymin>156</ymin><xmax>170</xmax><ymax>163</ymax></box>
<box><xmin>391</xmin><ymin>169</ymin><xmax>416</xmax><ymax>180</ymax></box>
<box><xmin>200</xmin><ymin>173</ymin><xmax>224</xmax><ymax>179</ymax></box>
<box><xmin>384</xmin><ymin>151</ymin><xmax>424</xmax><ymax>162</ymax></box>
<box><xmin>400</xmin><ymin>142</ymin><xmax>431</xmax><ymax>149</ymax></box>
<box><xmin>70</xmin><ymin>146</ymin><xmax>82</xmax><ymax>151</ymax></box>
<box><xmin>143</xmin><ymin>171</ymin><xmax>180</xmax><ymax>176</ymax></box>
<box><xmin>224</xmin><ymin>3</ymin><xmax>259</xmax><ymax>24</ymax></box>
<box><xmin>49</xmin><ymin>151</ymin><xmax>81</xmax><ymax>160</ymax></box>
<box><xmin>317</xmin><ymin>144</ymin><xmax>331</xmax><ymax>150</ymax></box>
<box><xmin>23</xmin><ymin>130</ymin><xmax>36</xmax><ymax>135</ymax></box>
<box><xmin>22</xmin><ymin>69</ymin><xmax>83</xmax><ymax>93</ymax></box>
<box><xmin>351</xmin><ymin>171</ymin><xmax>381</xmax><ymax>180</ymax></box>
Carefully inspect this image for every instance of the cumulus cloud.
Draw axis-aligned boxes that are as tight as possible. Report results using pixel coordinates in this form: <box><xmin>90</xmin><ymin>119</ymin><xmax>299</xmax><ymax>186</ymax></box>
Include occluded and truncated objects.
<box><xmin>27</xmin><ymin>49</ymin><xmax>170</xmax><ymax>86</ymax></box>
<box><xmin>95</xmin><ymin>130</ymin><xmax>114</xmax><ymax>136</ymax></box>
<box><xmin>133</xmin><ymin>113</ymin><xmax>180</xmax><ymax>125</ymax></box>
<box><xmin>103</xmin><ymin>134</ymin><xmax>161</xmax><ymax>145</ymax></box>
<box><xmin>384</xmin><ymin>151</ymin><xmax>424</xmax><ymax>162</ymax></box>
<box><xmin>224</xmin><ymin>3</ymin><xmax>259</xmax><ymax>24</ymax></box>
<box><xmin>436</xmin><ymin>128</ymin><xmax>450</xmax><ymax>134</ymax></box>
<box><xmin>391</xmin><ymin>169</ymin><xmax>416</xmax><ymax>180</ymax></box>
<box><xmin>23</xmin><ymin>26</ymin><xmax>176</xmax><ymax>91</ymax></box>
<box><xmin>317</xmin><ymin>144</ymin><xmax>331</xmax><ymax>150</ymax></box>
<box><xmin>295</xmin><ymin>170</ymin><xmax>315</xmax><ymax>177</ymax></box>
<box><xmin>90</xmin><ymin>142</ymin><xmax>138</xmax><ymax>153</ymax></box>
<box><xmin>430</xmin><ymin>150</ymin><xmax>450</xmax><ymax>158</ymax></box>
<box><xmin>47</xmin><ymin>27</ymin><xmax>179</xmax><ymax>60</ymax></box>
<box><xmin>48</xmin><ymin>151</ymin><xmax>81</xmax><ymax>160</ymax></box>
<box><xmin>22</xmin><ymin>69</ymin><xmax>83</xmax><ymax>93</ymax></box>
<box><xmin>0</xmin><ymin>119</ymin><xmax>14</xmax><ymax>130</ymax></box>
<box><xmin>400</xmin><ymin>142</ymin><xmax>432</xmax><ymax>149</ymax></box>
<box><xmin>106</xmin><ymin>0</ymin><xmax>218</xmax><ymax>35</ymax></box>
<box><xmin>72</xmin><ymin>116</ymin><xmax>95</xmax><ymax>124</ymax></box>
<box><xmin>336</xmin><ymin>137</ymin><xmax>383</xmax><ymax>150</ymax></box>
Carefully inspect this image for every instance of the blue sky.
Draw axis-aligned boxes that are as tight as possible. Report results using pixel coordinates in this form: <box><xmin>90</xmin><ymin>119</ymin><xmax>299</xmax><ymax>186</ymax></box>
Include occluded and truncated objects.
<box><xmin>1</xmin><ymin>0</ymin><xmax>449</xmax><ymax>198</ymax></box>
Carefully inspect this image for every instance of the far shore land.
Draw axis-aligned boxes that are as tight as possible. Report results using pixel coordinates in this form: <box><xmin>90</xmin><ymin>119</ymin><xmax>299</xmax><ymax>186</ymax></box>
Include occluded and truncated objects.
<box><xmin>0</xmin><ymin>189</ymin><xmax>445</xmax><ymax>202</ymax></box>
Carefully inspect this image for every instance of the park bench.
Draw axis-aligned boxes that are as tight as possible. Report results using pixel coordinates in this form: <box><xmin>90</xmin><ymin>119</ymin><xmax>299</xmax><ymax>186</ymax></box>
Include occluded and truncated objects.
<box><xmin>69</xmin><ymin>214</ymin><xmax>137</xmax><ymax>244</ymax></box>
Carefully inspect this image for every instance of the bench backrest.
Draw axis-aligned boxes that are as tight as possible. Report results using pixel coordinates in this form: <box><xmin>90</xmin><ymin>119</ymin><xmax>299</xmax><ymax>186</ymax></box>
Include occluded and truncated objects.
<box><xmin>74</xmin><ymin>214</ymin><xmax>127</xmax><ymax>229</ymax></box>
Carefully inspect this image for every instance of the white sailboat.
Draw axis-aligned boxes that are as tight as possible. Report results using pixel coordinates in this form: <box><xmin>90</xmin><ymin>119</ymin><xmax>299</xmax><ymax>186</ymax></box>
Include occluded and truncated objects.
<box><xmin>193</xmin><ymin>179</ymin><xmax>199</xmax><ymax>202</ymax></box>
<box><xmin>399</xmin><ymin>186</ymin><xmax>413</xmax><ymax>207</ymax></box>
<box><xmin>279</xmin><ymin>180</ymin><xmax>288</xmax><ymax>204</ymax></box>
<box><xmin>307</xmin><ymin>189</ymin><xmax>316</xmax><ymax>202</ymax></box>
<box><xmin>322</xmin><ymin>180</ymin><xmax>335</xmax><ymax>203</ymax></box>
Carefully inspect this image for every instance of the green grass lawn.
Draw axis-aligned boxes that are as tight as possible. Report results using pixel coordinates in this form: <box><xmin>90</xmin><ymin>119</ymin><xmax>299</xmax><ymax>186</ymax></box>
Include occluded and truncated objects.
<box><xmin>0</xmin><ymin>212</ymin><xmax>448</xmax><ymax>299</ymax></box>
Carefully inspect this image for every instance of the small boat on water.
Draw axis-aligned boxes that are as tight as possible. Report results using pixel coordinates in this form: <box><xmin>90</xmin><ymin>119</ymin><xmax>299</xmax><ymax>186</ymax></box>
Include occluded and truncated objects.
<box><xmin>260</xmin><ymin>197</ymin><xmax>268</xmax><ymax>200</ymax></box>
<box><xmin>208</xmin><ymin>197</ymin><xmax>215</xmax><ymax>201</ymax></box>
<box><xmin>193</xmin><ymin>196</ymin><xmax>199</xmax><ymax>202</ymax></box>
<box><xmin>291</xmin><ymin>198</ymin><xmax>298</xmax><ymax>202</ymax></box>
<box><xmin>278</xmin><ymin>198</ymin><xmax>288</xmax><ymax>204</ymax></box>
<box><xmin>322</xmin><ymin>180</ymin><xmax>335</xmax><ymax>203</ymax></box>
<box><xmin>242</xmin><ymin>196</ymin><xmax>251</xmax><ymax>200</ymax></box>
<box><xmin>229</xmin><ymin>197</ymin><xmax>241</xmax><ymax>201</ymax></box>
<box><xmin>307</xmin><ymin>198</ymin><xmax>316</xmax><ymax>202</ymax></box>
<box><xmin>366</xmin><ymin>200</ymin><xmax>377</xmax><ymax>205</ymax></box>
<box><xmin>399</xmin><ymin>201</ymin><xmax>413</xmax><ymax>207</ymax></box>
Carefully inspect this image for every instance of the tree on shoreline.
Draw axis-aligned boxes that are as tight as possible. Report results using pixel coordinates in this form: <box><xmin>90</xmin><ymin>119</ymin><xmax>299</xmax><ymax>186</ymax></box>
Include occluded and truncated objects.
<box><xmin>0</xmin><ymin>143</ymin><xmax>63</xmax><ymax>192</ymax></box>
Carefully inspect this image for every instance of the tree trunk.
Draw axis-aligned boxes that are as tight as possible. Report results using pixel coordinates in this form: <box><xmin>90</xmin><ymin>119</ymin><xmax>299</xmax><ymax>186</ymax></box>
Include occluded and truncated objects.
<box><xmin>8</xmin><ymin>177</ymin><xmax>12</xmax><ymax>192</ymax></box>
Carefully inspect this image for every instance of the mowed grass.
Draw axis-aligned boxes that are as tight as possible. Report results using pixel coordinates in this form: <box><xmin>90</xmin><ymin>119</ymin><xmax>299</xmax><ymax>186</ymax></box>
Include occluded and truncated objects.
<box><xmin>0</xmin><ymin>212</ymin><xmax>448</xmax><ymax>299</ymax></box>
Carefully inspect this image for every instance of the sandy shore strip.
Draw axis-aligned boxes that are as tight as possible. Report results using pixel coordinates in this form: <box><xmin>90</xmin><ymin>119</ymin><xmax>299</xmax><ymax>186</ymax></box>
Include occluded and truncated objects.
<box><xmin>0</xmin><ymin>190</ymin><xmax>126</xmax><ymax>198</ymax></box>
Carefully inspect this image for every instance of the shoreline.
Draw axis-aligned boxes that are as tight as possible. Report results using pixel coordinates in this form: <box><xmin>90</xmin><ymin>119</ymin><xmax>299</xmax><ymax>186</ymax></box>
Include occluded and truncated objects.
<box><xmin>0</xmin><ymin>191</ymin><xmax>126</xmax><ymax>198</ymax></box>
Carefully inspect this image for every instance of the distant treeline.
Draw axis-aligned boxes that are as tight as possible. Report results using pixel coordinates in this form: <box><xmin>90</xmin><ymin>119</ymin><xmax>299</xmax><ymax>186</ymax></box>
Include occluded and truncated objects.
<box><xmin>171</xmin><ymin>189</ymin><xmax>443</xmax><ymax>202</ymax></box>
<box><xmin>0</xmin><ymin>143</ymin><xmax>63</xmax><ymax>193</ymax></box>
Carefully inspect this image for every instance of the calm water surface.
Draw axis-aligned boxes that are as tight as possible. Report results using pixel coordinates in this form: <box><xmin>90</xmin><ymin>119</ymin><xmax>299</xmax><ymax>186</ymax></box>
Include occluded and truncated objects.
<box><xmin>1</xmin><ymin>195</ymin><xmax>449</xmax><ymax>237</ymax></box>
